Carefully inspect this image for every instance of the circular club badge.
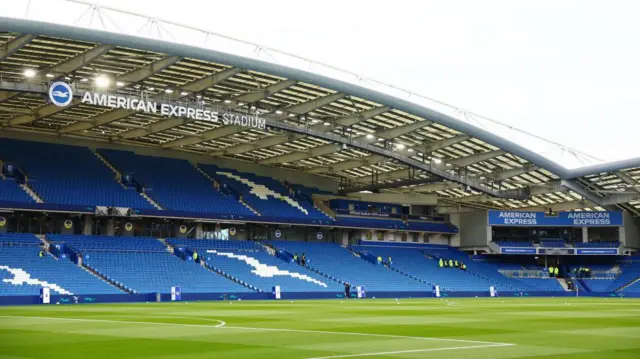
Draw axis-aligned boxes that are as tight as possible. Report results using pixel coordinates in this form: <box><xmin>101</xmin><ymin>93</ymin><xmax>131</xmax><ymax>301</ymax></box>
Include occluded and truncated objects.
<box><xmin>316</xmin><ymin>232</ymin><xmax>323</xmax><ymax>240</ymax></box>
<box><xmin>49</xmin><ymin>82</ymin><xmax>73</xmax><ymax>107</ymax></box>
<box><xmin>274</xmin><ymin>229</ymin><xmax>282</xmax><ymax>238</ymax></box>
<box><xmin>63</xmin><ymin>220</ymin><xmax>73</xmax><ymax>230</ymax></box>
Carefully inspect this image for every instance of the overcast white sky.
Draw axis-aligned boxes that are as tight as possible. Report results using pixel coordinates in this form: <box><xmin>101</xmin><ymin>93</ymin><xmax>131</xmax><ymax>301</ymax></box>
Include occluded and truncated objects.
<box><xmin>10</xmin><ymin>0</ymin><xmax>640</xmax><ymax>165</ymax></box>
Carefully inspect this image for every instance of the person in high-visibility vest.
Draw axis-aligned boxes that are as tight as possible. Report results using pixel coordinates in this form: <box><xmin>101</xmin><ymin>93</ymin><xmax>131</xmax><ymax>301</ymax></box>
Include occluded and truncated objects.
<box><xmin>193</xmin><ymin>251</ymin><xmax>198</xmax><ymax>262</ymax></box>
<box><xmin>439</xmin><ymin>258</ymin><xmax>444</xmax><ymax>268</ymax></box>
<box><xmin>448</xmin><ymin>259</ymin><xmax>453</xmax><ymax>268</ymax></box>
<box><xmin>548</xmin><ymin>266</ymin><xmax>554</xmax><ymax>278</ymax></box>
<box><xmin>377</xmin><ymin>256</ymin><xmax>383</xmax><ymax>264</ymax></box>
<box><xmin>554</xmin><ymin>266</ymin><xmax>559</xmax><ymax>277</ymax></box>
<box><xmin>454</xmin><ymin>260</ymin><xmax>459</xmax><ymax>268</ymax></box>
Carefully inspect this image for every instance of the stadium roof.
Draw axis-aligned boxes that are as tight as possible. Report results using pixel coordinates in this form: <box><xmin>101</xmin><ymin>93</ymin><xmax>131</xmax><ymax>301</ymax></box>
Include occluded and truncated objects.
<box><xmin>1</xmin><ymin>1</ymin><xmax>640</xmax><ymax>215</ymax></box>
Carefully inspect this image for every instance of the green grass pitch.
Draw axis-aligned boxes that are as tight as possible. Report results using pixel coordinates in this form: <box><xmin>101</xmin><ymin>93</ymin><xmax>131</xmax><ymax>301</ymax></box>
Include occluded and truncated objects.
<box><xmin>0</xmin><ymin>298</ymin><xmax>639</xmax><ymax>358</ymax></box>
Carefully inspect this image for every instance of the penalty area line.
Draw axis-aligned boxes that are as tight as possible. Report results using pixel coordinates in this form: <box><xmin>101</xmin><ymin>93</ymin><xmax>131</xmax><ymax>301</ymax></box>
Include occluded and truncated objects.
<box><xmin>306</xmin><ymin>343</ymin><xmax>515</xmax><ymax>359</ymax></box>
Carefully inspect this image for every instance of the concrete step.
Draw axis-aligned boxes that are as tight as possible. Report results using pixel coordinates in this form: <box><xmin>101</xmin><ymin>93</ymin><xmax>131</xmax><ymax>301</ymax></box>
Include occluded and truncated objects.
<box><xmin>141</xmin><ymin>192</ymin><xmax>163</xmax><ymax>210</ymax></box>
<box><xmin>19</xmin><ymin>183</ymin><xmax>44</xmax><ymax>203</ymax></box>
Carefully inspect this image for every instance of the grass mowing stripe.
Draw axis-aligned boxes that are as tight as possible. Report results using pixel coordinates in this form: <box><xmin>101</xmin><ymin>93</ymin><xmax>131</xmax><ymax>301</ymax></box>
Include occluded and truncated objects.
<box><xmin>0</xmin><ymin>315</ymin><xmax>227</xmax><ymax>328</ymax></box>
<box><xmin>0</xmin><ymin>315</ymin><xmax>514</xmax><ymax>346</ymax></box>
<box><xmin>305</xmin><ymin>343</ymin><xmax>516</xmax><ymax>359</ymax></box>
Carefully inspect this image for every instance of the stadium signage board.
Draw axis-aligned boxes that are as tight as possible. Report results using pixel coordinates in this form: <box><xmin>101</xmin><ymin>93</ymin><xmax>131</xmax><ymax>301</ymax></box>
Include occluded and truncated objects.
<box><xmin>48</xmin><ymin>82</ymin><xmax>266</xmax><ymax>129</ymax></box>
<box><xmin>500</xmin><ymin>247</ymin><xmax>537</xmax><ymax>255</ymax></box>
<box><xmin>576</xmin><ymin>249</ymin><xmax>619</xmax><ymax>255</ymax></box>
<box><xmin>488</xmin><ymin>210</ymin><xmax>623</xmax><ymax>227</ymax></box>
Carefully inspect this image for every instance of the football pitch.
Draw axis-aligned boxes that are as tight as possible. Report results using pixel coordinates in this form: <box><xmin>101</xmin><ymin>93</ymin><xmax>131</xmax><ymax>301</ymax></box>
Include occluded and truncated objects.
<box><xmin>0</xmin><ymin>298</ymin><xmax>639</xmax><ymax>358</ymax></box>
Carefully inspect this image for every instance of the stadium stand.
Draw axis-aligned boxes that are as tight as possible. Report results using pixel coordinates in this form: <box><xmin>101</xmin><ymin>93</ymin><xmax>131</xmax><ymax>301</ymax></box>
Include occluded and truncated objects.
<box><xmin>0</xmin><ymin>177</ymin><xmax>33</xmax><ymax>204</ymax></box>
<box><xmin>48</xmin><ymin>235</ymin><xmax>250</xmax><ymax>294</ymax></box>
<box><xmin>268</xmin><ymin>241</ymin><xmax>425</xmax><ymax>292</ymax></box>
<box><xmin>98</xmin><ymin>150</ymin><xmax>252</xmax><ymax>215</ymax></box>
<box><xmin>494</xmin><ymin>240</ymin><xmax>534</xmax><ymax>247</ymax></box>
<box><xmin>0</xmin><ymin>139</ymin><xmax>152</xmax><ymax>208</ymax></box>
<box><xmin>540</xmin><ymin>238</ymin><xmax>566</xmax><ymax>248</ymax></box>
<box><xmin>0</xmin><ymin>234</ymin><xmax>122</xmax><ymax>295</ymax></box>
<box><xmin>170</xmin><ymin>238</ymin><xmax>341</xmax><ymax>293</ymax></box>
<box><xmin>199</xmin><ymin>164</ymin><xmax>331</xmax><ymax>220</ymax></box>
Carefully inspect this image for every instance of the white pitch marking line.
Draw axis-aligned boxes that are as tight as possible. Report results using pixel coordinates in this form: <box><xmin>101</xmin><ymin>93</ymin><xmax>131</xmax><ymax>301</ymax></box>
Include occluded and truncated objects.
<box><xmin>0</xmin><ymin>316</ymin><xmax>514</xmax><ymax>347</ymax></box>
<box><xmin>306</xmin><ymin>343</ymin><xmax>515</xmax><ymax>359</ymax></box>
<box><xmin>222</xmin><ymin>325</ymin><xmax>513</xmax><ymax>346</ymax></box>
<box><xmin>0</xmin><ymin>315</ymin><xmax>227</xmax><ymax>328</ymax></box>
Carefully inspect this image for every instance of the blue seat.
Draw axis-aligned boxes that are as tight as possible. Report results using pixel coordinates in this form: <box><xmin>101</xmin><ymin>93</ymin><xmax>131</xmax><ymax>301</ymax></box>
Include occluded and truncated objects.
<box><xmin>0</xmin><ymin>139</ymin><xmax>152</xmax><ymax>208</ymax></box>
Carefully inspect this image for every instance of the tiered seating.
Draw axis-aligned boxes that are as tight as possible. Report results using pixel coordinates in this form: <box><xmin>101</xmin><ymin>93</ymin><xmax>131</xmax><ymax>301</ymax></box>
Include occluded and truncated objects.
<box><xmin>269</xmin><ymin>241</ymin><xmax>425</xmax><ymax>292</ymax></box>
<box><xmin>0</xmin><ymin>240</ymin><xmax>122</xmax><ymax>295</ymax></box>
<box><xmin>172</xmin><ymin>238</ymin><xmax>338</xmax><ymax>292</ymax></box>
<box><xmin>49</xmin><ymin>235</ymin><xmax>165</xmax><ymax>252</ymax></box>
<box><xmin>199</xmin><ymin>164</ymin><xmax>329</xmax><ymax>220</ymax></box>
<box><xmin>48</xmin><ymin>235</ymin><xmax>249</xmax><ymax>294</ymax></box>
<box><xmin>336</xmin><ymin>217</ymin><xmax>406</xmax><ymax>230</ymax></box>
<box><xmin>494</xmin><ymin>240</ymin><xmax>534</xmax><ymax>247</ymax></box>
<box><xmin>0</xmin><ymin>233</ymin><xmax>41</xmax><ymax>245</ymax></box>
<box><xmin>0</xmin><ymin>139</ymin><xmax>151</xmax><ymax>208</ymax></box>
<box><xmin>540</xmin><ymin>238</ymin><xmax>565</xmax><ymax>248</ymax></box>
<box><xmin>99</xmin><ymin>150</ymin><xmax>251</xmax><ymax>215</ymax></box>
<box><xmin>168</xmin><ymin>238</ymin><xmax>261</xmax><ymax>251</ymax></box>
<box><xmin>0</xmin><ymin>178</ymin><xmax>33</xmax><ymax>203</ymax></box>
<box><xmin>205</xmin><ymin>249</ymin><xmax>340</xmax><ymax>292</ymax></box>
<box><xmin>575</xmin><ymin>241</ymin><xmax>621</xmax><ymax>248</ymax></box>
<box><xmin>359</xmin><ymin>245</ymin><xmax>541</xmax><ymax>292</ymax></box>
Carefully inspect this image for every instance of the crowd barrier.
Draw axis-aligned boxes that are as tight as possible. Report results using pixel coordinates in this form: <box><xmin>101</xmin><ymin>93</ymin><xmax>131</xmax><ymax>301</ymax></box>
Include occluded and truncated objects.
<box><xmin>1</xmin><ymin>290</ymin><xmax>638</xmax><ymax>306</ymax></box>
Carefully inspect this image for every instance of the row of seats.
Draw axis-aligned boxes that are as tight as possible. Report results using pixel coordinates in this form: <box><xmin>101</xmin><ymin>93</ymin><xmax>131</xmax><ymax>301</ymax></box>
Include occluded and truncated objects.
<box><xmin>99</xmin><ymin>149</ymin><xmax>253</xmax><ymax>215</ymax></box>
<box><xmin>0</xmin><ymin>238</ymin><xmax>123</xmax><ymax>295</ymax></box>
<box><xmin>0</xmin><ymin>178</ymin><xmax>33</xmax><ymax>203</ymax></box>
<box><xmin>269</xmin><ymin>241</ymin><xmax>427</xmax><ymax>292</ymax></box>
<box><xmin>0</xmin><ymin>138</ymin><xmax>151</xmax><ymax>208</ymax></box>
<box><xmin>48</xmin><ymin>234</ymin><xmax>165</xmax><ymax>252</ymax></box>
<box><xmin>199</xmin><ymin>164</ymin><xmax>330</xmax><ymax>221</ymax></box>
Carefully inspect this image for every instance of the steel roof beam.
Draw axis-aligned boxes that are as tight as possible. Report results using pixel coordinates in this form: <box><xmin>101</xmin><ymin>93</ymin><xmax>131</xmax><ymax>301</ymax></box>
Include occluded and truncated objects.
<box><xmin>0</xmin><ymin>34</ymin><xmax>34</xmax><ymax>61</ymax></box>
<box><xmin>227</xmin><ymin>79</ymin><xmax>296</xmax><ymax>108</ymax></box>
<box><xmin>210</xmin><ymin>134</ymin><xmax>292</xmax><ymax>156</ymax></box>
<box><xmin>561</xmin><ymin>179</ymin><xmax>640</xmax><ymax>207</ymax></box>
<box><xmin>402</xmin><ymin>182</ymin><xmax>462</xmax><ymax>193</ymax></box>
<box><xmin>490</xmin><ymin>164</ymin><xmax>539</xmax><ymax>182</ymax></box>
<box><xmin>180</xmin><ymin>67</ymin><xmax>242</xmax><ymax>93</ymax></box>
<box><xmin>9</xmin><ymin>17</ymin><xmax>640</xmax><ymax>179</ymax></box>
<box><xmin>5</xmin><ymin>44</ymin><xmax>114</xmax><ymax>127</ymax></box>
<box><xmin>307</xmin><ymin>133</ymin><xmax>472</xmax><ymax>174</ymax></box>
<box><xmin>340</xmin><ymin>177</ymin><xmax>439</xmax><ymax>194</ymax></box>
<box><xmin>117</xmin><ymin>118</ymin><xmax>185</xmax><ymax>140</ymax></box>
<box><xmin>376</xmin><ymin>120</ymin><xmax>432</xmax><ymax>139</ymax></box>
<box><xmin>518</xmin><ymin>200</ymin><xmax>590</xmax><ymax>212</ymax></box>
<box><xmin>284</xmin><ymin>92</ymin><xmax>345</xmax><ymax>115</ymax></box>
<box><xmin>116</xmin><ymin>55</ymin><xmax>181</xmax><ymax>85</ymax></box>
<box><xmin>7</xmin><ymin>99</ymin><xmax>81</xmax><ymax>126</ymax></box>
<box><xmin>161</xmin><ymin>78</ymin><xmax>295</xmax><ymax>148</ymax></box>
<box><xmin>59</xmin><ymin>108</ymin><xmax>135</xmax><ymax>133</ymax></box>
<box><xmin>258</xmin><ymin>144</ymin><xmax>342</xmax><ymax>165</ymax></box>
<box><xmin>426</xmin><ymin>135</ymin><xmax>470</xmax><ymax>152</ymax></box>
<box><xmin>47</xmin><ymin>44</ymin><xmax>113</xmax><ymax>77</ymax></box>
<box><xmin>449</xmin><ymin>150</ymin><xmax>506</xmax><ymax>168</ymax></box>
<box><xmin>331</xmin><ymin>106</ymin><xmax>391</xmax><ymax>128</ymax></box>
<box><xmin>308</xmin><ymin>155</ymin><xmax>386</xmax><ymax>174</ymax></box>
<box><xmin>58</xmin><ymin>56</ymin><xmax>183</xmax><ymax>134</ymax></box>
<box><xmin>162</xmin><ymin>125</ymin><xmax>244</xmax><ymax>149</ymax></box>
<box><xmin>234</xmin><ymin>105</ymin><xmax>391</xmax><ymax>161</ymax></box>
